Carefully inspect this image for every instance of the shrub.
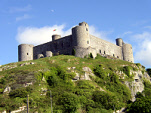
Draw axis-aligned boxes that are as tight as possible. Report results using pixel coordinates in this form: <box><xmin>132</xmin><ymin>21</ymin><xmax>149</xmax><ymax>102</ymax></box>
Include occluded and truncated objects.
<box><xmin>127</xmin><ymin>97</ymin><xmax>151</xmax><ymax>113</ymax></box>
<box><xmin>135</xmin><ymin>63</ymin><xmax>141</xmax><ymax>68</ymax></box>
<box><xmin>146</xmin><ymin>68</ymin><xmax>151</xmax><ymax>77</ymax></box>
<box><xmin>93</xmin><ymin>91</ymin><xmax>121</xmax><ymax>110</ymax></box>
<box><xmin>122</xmin><ymin>66</ymin><xmax>132</xmax><ymax>77</ymax></box>
<box><xmin>59</xmin><ymin>92</ymin><xmax>79</xmax><ymax>113</ymax></box>
<box><xmin>0</xmin><ymin>77</ymin><xmax>6</xmax><ymax>85</ymax></box>
<box><xmin>93</xmin><ymin>64</ymin><xmax>107</xmax><ymax>79</ymax></box>
<box><xmin>72</xmin><ymin>48</ymin><xmax>76</xmax><ymax>56</ymax></box>
<box><xmin>76</xmin><ymin>80</ymin><xmax>95</xmax><ymax>89</ymax></box>
<box><xmin>9</xmin><ymin>88</ymin><xmax>28</xmax><ymax>98</ymax></box>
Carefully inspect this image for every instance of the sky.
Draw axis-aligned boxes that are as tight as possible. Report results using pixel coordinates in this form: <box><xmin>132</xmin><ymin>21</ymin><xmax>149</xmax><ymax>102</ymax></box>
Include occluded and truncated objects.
<box><xmin>0</xmin><ymin>0</ymin><xmax>151</xmax><ymax>68</ymax></box>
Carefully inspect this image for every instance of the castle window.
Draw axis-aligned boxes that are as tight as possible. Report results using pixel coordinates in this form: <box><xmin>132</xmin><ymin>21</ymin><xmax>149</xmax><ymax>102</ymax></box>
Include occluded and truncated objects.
<box><xmin>27</xmin><ymin>53</ymin><xmax>29</xmax><ymax>55</ymax></box>
<box><xmin>104</xmin><ymin>51</ymin><xmax>106</xmax><ymax>54</ymax></box>
<box><xmin>100</xmin><ymin>50</ymin><xmax>101</xmax><ymax>53</ymax></box>
<box><xmin>85</xmin><ymin>24</ymin><xmax>86</xmax><ymax>26</ymax></box>
<box><xmin>87</xmin><ymin>41</ymin><xmax>89</xmax><ymax>44</ymax></box>
<box><xmin>117</xmin><ymin>56</ymin><xmax>119</xmax><ymax>58</ymax></box>
<box><xmin>86</xmin><ymin>28</ymin><xmax>88</xmax><ymax>31</ymax></box>
<box><xmin>113</xmin><ymin>54</ymin><xmax>115</xmax><ymax>57</ymax></box>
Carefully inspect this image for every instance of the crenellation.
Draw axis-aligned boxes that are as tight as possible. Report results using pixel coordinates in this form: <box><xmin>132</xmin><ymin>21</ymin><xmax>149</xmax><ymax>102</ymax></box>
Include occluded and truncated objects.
<box><xmin>18</xmin><ymin>22</ymin><xmax>134</xmax><ymax>63</ymax></box>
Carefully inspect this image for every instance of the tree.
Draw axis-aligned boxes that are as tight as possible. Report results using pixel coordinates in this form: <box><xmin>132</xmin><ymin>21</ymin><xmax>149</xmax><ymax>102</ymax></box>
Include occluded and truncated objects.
<box><xmin>59</xmin><ymin>92</ymin><xmax>79</xmax><ymax>113</ymax></box>
<box><xmin>127</xmin><ymin>97</ymin><xmax>151</xmax><ymax>113</ymax></box>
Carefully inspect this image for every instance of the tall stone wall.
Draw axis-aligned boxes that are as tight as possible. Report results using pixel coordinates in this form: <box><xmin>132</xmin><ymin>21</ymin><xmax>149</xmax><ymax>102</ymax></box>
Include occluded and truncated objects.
<box><xmin>33</xmin><ymin>35</ymin><xmax>73</xmax><ymax>59</ymax></box>
<box><xmin>89</xmin><ymin>35</ymin><xmax>123</xmax><ymax>59</ymax></box>
<box><xmin>74</xmin><ymin>46</ymin><xmax>97</xmax><ymax>58</ymax></box>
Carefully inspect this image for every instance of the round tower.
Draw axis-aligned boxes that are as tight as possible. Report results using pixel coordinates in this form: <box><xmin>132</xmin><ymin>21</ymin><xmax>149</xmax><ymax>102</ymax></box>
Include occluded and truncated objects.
<box><xmin>37</xmin><ymin>54</ymin><xmax>44</xmax><ymax>59</ymax></box>
<box><xmin>116</xmin><ymin>38</ymin><xmax>123</xmax><ymax>46</ymax></box>
<box><xmin>18</xmin><ymin>44</ymin><xmax>34</xmax><ymax>61</ymax></box>
<box><xmin>52</xmin><ymin>34</ymin><xmax>61</xmax><ymax>41</ymax></box>
<box><xmin>122</xmin><ymin>44</ymin><xmax>134</xmax><ymax>63</ymax></box>
<box><xmin>72</xmin><ymin>22</ymin><xmax>90</xmax><ymax>48</ymax></box>
<box><xmin>46</xmin><ymin>51</ymin><xmax>52</xmax><ymax>57</ymax></box>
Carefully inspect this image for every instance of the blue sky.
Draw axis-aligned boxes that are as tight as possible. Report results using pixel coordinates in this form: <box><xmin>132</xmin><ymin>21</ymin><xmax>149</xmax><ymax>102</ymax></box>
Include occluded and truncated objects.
<box><xmin>1</xmin><ymin>0</ymin><xmax>151</xmax><ymax>68</ymax></box>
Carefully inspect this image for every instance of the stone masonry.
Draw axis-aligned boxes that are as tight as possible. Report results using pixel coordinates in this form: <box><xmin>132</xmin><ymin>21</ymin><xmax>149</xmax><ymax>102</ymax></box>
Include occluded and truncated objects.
<box><xmin>18</xmin><ymin>22</ymin><xmax>134</xmax><ymax>63</ymax></box>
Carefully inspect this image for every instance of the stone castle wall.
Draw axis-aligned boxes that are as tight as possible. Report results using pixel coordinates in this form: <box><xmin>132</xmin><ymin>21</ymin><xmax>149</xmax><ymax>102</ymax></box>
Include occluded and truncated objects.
<box><xmin>33</xmin><ymin>35</ymin><xmax>73</xmax><ymax>59</ymax></box>
<box><xmin>18</xmin><ymin>22</ymin><xmax>134</xmax><ymax>63</ymax></box>
<box><xmin>90</xmin><ymin>35</ymin><xmax>123</xmax><ymax>59</ymax></box>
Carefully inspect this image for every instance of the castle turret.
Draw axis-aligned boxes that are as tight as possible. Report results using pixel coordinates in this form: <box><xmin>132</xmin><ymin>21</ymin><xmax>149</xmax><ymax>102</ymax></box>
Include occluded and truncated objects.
<box><xmin>122</xmin><ymin>44</ymin><xmax>134</xmax><ymax>63</ymax></box>
<box><xmin>116</xmin><ymin>38</ymin><xmax>123</xmax><ymax>46</ymax></box>
<box><xmin>18</xmin><ymin>44</ymin><xmax>34</xmax><ymax>61</ymax></box>
<box><xmin>46</xmin><ymin>51</ymin><xmax>52</xmax><ymax>57</ymax></box>
<box><xmin>72</xmin><ymin>22</ymin><xmax>90</xmax><ymax>48</ymax></box>
<box><xmin>52</xmin><ymin>34</ymin><xmax>61</xmax><ymax>41</ymax></box>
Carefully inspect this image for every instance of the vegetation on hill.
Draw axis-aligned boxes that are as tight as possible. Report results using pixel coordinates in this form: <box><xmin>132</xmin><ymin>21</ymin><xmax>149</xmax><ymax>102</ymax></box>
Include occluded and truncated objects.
<box><xmin>0</xmin><ymin>54</ymin><xmax>150</xmax><ymax>113</ymax></box>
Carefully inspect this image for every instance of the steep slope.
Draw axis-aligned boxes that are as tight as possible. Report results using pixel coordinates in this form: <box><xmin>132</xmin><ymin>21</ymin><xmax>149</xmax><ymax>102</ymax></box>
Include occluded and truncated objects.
<box><xmin>0</xmin><ymin>55</ymin><xmax>150</xmax><ymax>113</ymax></box>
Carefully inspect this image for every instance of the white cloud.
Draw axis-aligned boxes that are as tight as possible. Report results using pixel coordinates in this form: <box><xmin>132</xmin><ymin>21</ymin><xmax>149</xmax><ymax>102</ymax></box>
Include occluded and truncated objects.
<box><xmin>16</xmin><ymin>14</ymin><xmax>31</xmax><ymax>21</ymax></box>
<box><xmin>144</xmin><ymin>26</ymin><xmax>151</xmax><ymax>30</ymax></box>
<box><xmin>9</xmin><ymin>4</ymin><xmax>31</xmax><ymax>13</ymax></box>
<box><xmin>132</xmin><ymin>32</ymin><xmax>151</xmax><ymax>67</ymax></box>
<box><xmin>16</xmin><ymin>24</ymin><xmax>71</xmax><ymax>45</ymax></box>
<box><xmin>122</xmin><ymin>31</ymin><xmax>132</xmax><ymax>37</ymax></box>
<box><xmin>116</xmin><ymin>31</ymin><xmax>133</xmax><ymax>40</ymax></box>
<box><xmin>16</xmin><ymin>24</ymin><xmax>111</xmax><ymax>46</ymax></box>
<box><xmin>51</xmin><ymin>10</ymin><xmax>54</xmax><ymax>12</ymax></box>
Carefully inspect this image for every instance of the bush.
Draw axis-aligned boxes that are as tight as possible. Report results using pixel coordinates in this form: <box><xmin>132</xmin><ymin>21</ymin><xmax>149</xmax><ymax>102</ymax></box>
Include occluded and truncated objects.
<box><xmin>93</xmin><ymin>64</ymin><xmax>107</xmax><ymax>79</ymax></box>
<box><xmin>127</xmin><ymin>97</ymin><xmax>151</xmax><ymax>113</ymax></box>
<box><xmin>59</xmin><ymin>92</ymin><xmax>79</xmax><ymax>113</ymax></box>
<box><xmin>135</xmin><ymin>63</ymin><xmax>141</xmax><ymax>68</ymax></box>
<box><xmin>76</xmin><ymin>80</ymin><xmax>95</xmax><ymax>89</ymax></box>
<box><xmin>122</xmin><ymin>66</ymin><xmax>132</xmax><ymax>77</ymax></box>
<box><xmin>93</xmin><ymin>91</ymin><xmax>121</xmax><ymax>110</ymax></box>
<box><xmin>146</xmin><ymin>68</ymin><xmax>151</xmax><ymax>77</ymax></box>
<box><xmin>72</xmin><ymin>48</ymin><xmax>76</xmax><ymax>56</ymax></box>
<box><xmin>143</xmin><ymin>80</ymin><xmax>151</xmax><ymax>98</ymax></box>
<box><xmin>9</xmin><ymin>88</ymin><xmax>28</xmax><ymax>98</ymax></box>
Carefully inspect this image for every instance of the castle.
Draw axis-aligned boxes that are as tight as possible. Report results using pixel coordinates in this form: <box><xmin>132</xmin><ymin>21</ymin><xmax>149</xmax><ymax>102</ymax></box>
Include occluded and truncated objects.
<box><xmin>18</xmin><ymin>22</ymin><xmax>134</xmax><ymax>63</ymax></box>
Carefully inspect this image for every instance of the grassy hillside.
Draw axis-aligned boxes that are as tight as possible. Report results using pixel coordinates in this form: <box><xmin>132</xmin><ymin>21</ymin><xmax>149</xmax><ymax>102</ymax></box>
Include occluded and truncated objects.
<box><xmin>0</xmin><ymin>54</ymin><xmax>150</xmax><ymax>113</ymax></box>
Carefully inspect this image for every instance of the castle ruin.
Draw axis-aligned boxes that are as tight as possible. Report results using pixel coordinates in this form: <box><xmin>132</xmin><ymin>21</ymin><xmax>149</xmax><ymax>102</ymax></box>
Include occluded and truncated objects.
<box><xmin>18</xmin><ymin>22</ymin><xmax>134</xmax><ymax>63</ymax></box>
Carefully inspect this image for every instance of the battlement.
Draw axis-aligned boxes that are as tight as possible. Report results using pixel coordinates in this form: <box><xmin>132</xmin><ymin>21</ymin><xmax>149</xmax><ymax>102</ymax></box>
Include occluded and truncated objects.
<box><xmin>18</xmin><ymin>22</ymin><xmax>134</xmax><ymax>63</ymax></box>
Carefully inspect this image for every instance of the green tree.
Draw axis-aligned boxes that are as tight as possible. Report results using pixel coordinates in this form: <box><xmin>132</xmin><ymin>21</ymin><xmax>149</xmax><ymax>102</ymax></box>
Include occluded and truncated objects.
<box><xmin>146</xmin><ymin>68</ymin><xmax>151</xmax><ymax>77</ymax></box>
<box><xmin>9</xmin><ymin>88</ymin><xmax>28</xmax><ymax>98</ymax></box>
<box><xmin>59</xmin><ymin>92</ymin><xmax>79</xmax><ymax>113</ymax></box>
<box><xmin>127</xmin><ymin>97</ymin><xmax>151</xmax><ymax>113</ymax></box>
<box><xmin>93</xmin><ymin>91</ymin><xmax>120</xmax><ymax>110</ymax></box>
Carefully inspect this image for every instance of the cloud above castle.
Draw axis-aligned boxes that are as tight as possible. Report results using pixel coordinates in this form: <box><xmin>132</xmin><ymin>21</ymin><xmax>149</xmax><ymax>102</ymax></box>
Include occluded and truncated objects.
<box><xmin>16</xmin><ymin>24</ymin><xmax>113</xmax><ymax>46</ymax></box>
<box><xmin>132</xmin><ymin>31</ymin><xmax>151</xmax><ymax>67</ymax></box>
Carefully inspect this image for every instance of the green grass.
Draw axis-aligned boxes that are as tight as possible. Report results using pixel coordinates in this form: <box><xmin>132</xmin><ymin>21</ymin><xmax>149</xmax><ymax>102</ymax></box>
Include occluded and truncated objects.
<box><xmin>0</xmin><ymin>54</ymin><xmax>149</xmax><ymax>113</ymax></box>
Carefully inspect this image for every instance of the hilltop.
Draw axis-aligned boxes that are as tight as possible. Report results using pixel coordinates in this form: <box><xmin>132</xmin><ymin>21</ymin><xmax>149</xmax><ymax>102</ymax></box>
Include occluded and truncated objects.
<box><xmin>0</xmin><ymin>54</ymin><xmax>151</xmax><ymax>113</ymax></box>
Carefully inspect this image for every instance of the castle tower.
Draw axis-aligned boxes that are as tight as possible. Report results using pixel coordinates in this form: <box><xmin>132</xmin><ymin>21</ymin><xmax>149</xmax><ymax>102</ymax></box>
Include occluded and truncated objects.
<box><xmin>122</xmin><ymin>44</ymin><xmax>134</xmax><ymax>63</ymax></box>
<box><xmin>116</xmin><ymin>38</ymin><xmax>123</xmax><ymax>46</ymax></box>
<box><xmin>52</xmin><ymin>34</ymin><xmax>61</xmax><ymax>41</ymax></box>
<box><xmin>18</xmin><ymin>44</ymin><xmax>34</xmax><ymax>61</ymax></box>
<box><xmin>72</xmin><ymin>22</ymin><xmax>90</xmax><ymax>48</ymax></box>
<box><xmin>46</xmin><ymin>51</ymin><xmax>52</xmax><ymax>57</ymax></box>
